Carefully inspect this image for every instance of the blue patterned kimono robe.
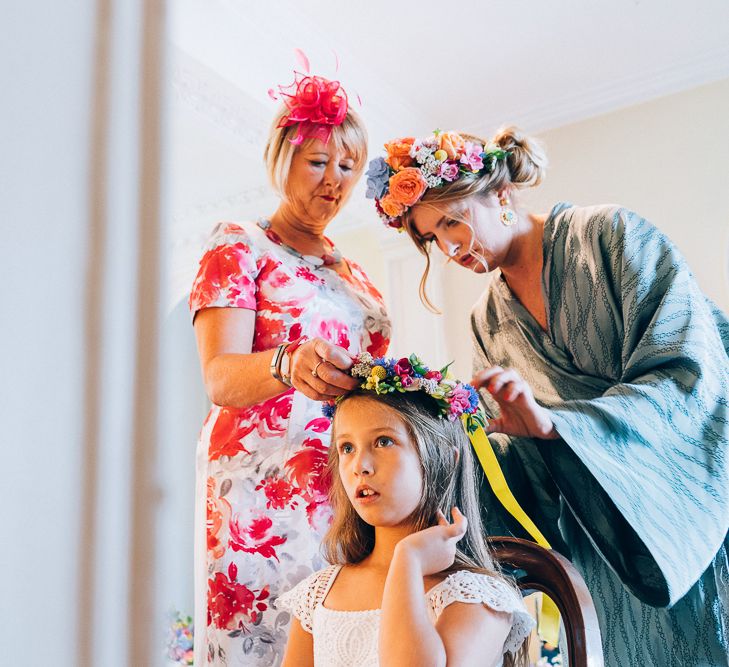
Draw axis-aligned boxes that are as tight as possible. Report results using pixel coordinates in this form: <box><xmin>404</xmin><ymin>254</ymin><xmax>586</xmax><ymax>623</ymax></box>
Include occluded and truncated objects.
<box><xmin>471</xmin><ymin>203</ymin><xmax>729</xmax><ymax>666</ymax></box>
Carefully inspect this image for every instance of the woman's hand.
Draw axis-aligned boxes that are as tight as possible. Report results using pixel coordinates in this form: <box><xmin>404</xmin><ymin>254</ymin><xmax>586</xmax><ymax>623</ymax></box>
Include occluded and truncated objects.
<box><xmin>287</xmin><ymin>337</ymin><xmax>360</xmax><ymax>401</ymax></box>
<box><xmin>471</xmin><ymin>366</ymin><xmax>558</xmax><ymax>439</ymax></box>
<box><xmin>395</xmin><ymin>508</ymin><xmax>467</xmax><ymax>577</ymax></box>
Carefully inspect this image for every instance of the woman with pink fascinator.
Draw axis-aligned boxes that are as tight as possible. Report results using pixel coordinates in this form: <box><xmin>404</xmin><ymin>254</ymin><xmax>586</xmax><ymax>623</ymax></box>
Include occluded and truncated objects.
<box><xmin>188</xmin><ymin>64</ymin><xmax>390</xmax><ymax>665</ymax></box>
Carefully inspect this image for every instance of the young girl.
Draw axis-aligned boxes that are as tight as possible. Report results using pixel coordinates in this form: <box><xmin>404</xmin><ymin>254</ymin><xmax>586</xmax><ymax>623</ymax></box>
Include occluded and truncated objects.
<box><xmin>278</xmin><ymin>353</ymin><xmax>533</xmax><ymax>667</ymax></box>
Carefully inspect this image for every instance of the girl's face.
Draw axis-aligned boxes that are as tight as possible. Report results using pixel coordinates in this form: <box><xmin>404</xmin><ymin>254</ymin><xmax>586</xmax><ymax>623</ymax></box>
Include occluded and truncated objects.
<box><xmin>409</xmin><ymin>193</ymin><xmax>514</xmax><ymax>273</ymax></box>
<box><xmin>285</xmin><ymin>138</ymin><xmax>358</xmax><ymax>226</ymax></box>
<box><xmin>334</xmin><ymin>397</ymin><xmax>423</xmax><ymax>528</ymax></box>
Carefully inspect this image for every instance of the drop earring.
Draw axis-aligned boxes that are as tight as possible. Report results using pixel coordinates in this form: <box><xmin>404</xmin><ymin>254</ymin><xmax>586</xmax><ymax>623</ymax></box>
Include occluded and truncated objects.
<box><xmin>499</xmin><ymin>192</ymin><xmax>517</xmax><ymax>226</ymax></box>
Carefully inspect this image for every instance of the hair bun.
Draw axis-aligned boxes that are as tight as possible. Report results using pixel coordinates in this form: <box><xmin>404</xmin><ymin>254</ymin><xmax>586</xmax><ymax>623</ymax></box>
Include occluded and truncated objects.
<box><xmin>492</xmin><ymin>126</ymin><xmax>548</xmax><ymax>188</ymax></box>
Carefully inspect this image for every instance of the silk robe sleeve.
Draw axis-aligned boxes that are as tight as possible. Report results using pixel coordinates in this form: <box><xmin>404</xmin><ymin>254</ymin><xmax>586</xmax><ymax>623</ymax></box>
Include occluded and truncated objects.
<box><xmin>540</xmin><ymin>206</ymin><xmax>729</xmax><ymax>608</ymax></box>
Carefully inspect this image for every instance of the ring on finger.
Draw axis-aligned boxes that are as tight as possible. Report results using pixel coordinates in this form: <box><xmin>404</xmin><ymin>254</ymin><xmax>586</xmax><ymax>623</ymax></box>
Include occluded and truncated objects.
<box><xmin>312</xmin><ymin>360</ymin><xmax>325</xmax><ymax>378</ymax></box>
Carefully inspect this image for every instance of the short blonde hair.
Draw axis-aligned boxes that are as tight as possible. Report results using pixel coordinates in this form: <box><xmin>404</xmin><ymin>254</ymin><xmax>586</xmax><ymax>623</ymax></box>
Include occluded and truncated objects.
<box><xmin>263</xmin><ymin>105</ymin><xmax>368</xmax><ymax>199</ymax></box>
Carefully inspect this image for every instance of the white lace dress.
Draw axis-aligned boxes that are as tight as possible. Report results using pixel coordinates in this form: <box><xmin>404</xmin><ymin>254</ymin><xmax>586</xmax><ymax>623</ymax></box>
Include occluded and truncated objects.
<box><xmin>277</xmin><ymin>564</ymin><xmax>535</xmax><ymax>667</ymax></box>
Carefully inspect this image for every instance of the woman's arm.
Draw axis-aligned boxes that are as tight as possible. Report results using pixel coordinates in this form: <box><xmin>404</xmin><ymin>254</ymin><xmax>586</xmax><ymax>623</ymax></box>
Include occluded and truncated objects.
<box><xmin>194</xmin><ymin>307</ymin><xmax>359</xmax><ymax>408</ymax></box>
<box><xmin>281</xmin><ymin>618</ymin><xmax>314</xmax><ymax>667</ymax></box>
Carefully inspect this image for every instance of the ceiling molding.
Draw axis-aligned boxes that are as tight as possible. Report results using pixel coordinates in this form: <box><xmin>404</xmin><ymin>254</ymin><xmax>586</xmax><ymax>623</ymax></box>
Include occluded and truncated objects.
<box><xmin>466</xmin><ymin>45</ymin><xmax>729</xmax><ymax>136</ymax></box>
<box><xmin>170</xmin><ymin>45</ymin><xmax>269</xmax><ymax>147</ymax></box>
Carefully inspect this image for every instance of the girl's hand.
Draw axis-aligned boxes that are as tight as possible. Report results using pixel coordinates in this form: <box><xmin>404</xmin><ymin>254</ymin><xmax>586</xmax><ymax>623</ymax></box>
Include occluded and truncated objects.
<box><xmin>288</xmin><ymin>337</ymin><xmax>360</xmax><ymax>401</ymax></box>
<box><xmin>395</xmin><ymin>508</ymin><xmax>467</xmax><ymax>576</ymax></box>
<box><xmin>471</xmin><ymin>366</ymin><xmax>558</xmax><ymax>439</ymax></box>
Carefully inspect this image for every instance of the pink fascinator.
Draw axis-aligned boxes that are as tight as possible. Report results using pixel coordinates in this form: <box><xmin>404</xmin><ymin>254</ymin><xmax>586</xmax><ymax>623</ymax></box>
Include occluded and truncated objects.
<box><xmin>268</xmin><ymin>50</ymin><xmax>349</xmax><ymax>145</ymax></box>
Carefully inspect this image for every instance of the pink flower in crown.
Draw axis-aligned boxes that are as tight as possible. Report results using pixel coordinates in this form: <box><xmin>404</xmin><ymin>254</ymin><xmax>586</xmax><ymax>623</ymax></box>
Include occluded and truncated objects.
<box><xmin>401</xmin><ymin>375</ymin><xmax>414</xmax><ymax>388</ymax></box>
<box><xmin>448</xmin><ymin>385</ymin><xmax>473</xmax><ymax>418</ymax></box>
<box><xmin>438</xmin><ymin>161</ymin><xmax>460</xmax><ymax>182</ymax></box>
<box><xmin>394</xmin><ymin>357</ymin><xmax>413</xmax><ymax>377</ymax></box>
<box><xmin>460</xmin><ymin>141</ymin><xmax>485</xmax><ymax>172</ymax></box>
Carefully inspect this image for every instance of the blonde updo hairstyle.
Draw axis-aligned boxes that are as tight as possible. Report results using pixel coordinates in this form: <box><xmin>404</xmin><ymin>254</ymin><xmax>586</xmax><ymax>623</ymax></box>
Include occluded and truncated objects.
<box><xmin>263</xmin><ymin>104</ymin><xmax>369</xmax><ymax>203</ymax></box>
<box><xmin>402</xmin><ymin>126</ymin><xmax>548</xmax><ymax>311</ymax></box>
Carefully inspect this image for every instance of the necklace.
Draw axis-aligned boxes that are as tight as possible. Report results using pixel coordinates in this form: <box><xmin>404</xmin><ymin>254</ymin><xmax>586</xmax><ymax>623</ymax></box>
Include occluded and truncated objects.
<box><xmin>257</xmin><ymin>218</ymin><xmax>343</xmax><ymax>268</ymax></box>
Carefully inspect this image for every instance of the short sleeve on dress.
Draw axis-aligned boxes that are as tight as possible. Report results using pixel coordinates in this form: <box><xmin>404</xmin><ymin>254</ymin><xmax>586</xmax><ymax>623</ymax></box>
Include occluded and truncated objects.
<box><xmin>277</xmin><ymin>565</ymin><xmax>341</xmax><ymax>634</ymax></box>
<box><xmin>428</xmin><ymin>571</ymin><xmax>535</xmax><ymax>656</ymax></box>
<box><xmin>188</xmin><ymin>223</ymin><xmax>261</xmax><ymax>319</ymax></box>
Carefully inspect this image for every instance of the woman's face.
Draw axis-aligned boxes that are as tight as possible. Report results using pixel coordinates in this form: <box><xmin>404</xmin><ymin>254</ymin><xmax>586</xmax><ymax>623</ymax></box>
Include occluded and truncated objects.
<box><xmin>284</xmin><ymin>138</ymin><xmax>359</xmax><ymax>226</ymax></box>
<box><xmin>334</xmin><ymin>397</ymin><xmax>423</xmax><ymax>529</ymax></box>
<box><xmin>409</xmin><ymin>194</ymin><xmax>514</xmax><ymax>273</ymax></box>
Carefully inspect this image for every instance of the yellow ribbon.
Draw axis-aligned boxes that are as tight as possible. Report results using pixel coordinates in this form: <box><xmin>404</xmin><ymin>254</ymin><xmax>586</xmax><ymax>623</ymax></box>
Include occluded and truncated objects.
<box><xmin>463</xmin><ymin>416</ymin><xmax>561</xmax><ymax>646</ymax></box>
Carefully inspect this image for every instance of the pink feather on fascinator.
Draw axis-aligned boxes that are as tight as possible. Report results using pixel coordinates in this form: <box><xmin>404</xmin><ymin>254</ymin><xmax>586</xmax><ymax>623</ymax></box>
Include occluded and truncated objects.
<box><xmin>269</xmin><ymin>51</ymin><xmax>349</xmax><ymax>145</ymax></box>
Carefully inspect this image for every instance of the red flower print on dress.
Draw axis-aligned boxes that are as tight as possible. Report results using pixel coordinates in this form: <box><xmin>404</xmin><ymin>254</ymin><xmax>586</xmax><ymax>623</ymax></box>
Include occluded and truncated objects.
<box><xmin>258</xmin><ymin>296</ymin><xmax>305</xmax><ymax>320</ymax></box>
<box><xmin>229</xmin><ymin>510</ymin><xmax>287</xmax><ymax>560</ymax></box>
<box><xmin>190</xmin><ymin>242</ymin><xmax>257</xmax><ymax>311</ymax></box>
<box><xmin>258</xmin><ymin>257</ymin><xmax>294</xmax><ymax>290</ymax></box>
<box><xmin>309</xmin><ymin>316</ymin><xmax>351</xmax><ymax>350</ymax></box>
<box><xmin>366</xmin><ymin>329</ymin><xmax>388</xmax><ymax>357</ymax></box>
<box><xmin>295</xmin><ymin>266</ymin><xmax>325</xmax><ymax>284</ymax></box>
<box><xmin>284</xmin><ymin>437</ymin><xmax>332</xmax><ymax>527</ymax></box>
<box><xmin>207</xmin><ymin>478</ymin><xmax>232</xmax><ymax>560</ymax></box>
<box><xmin>289</xmin><ymin>323</ymin><xmax>303</xmax><ymax>341</ymax></box>
<box><xmin>220</xmin><ymin>223</ymin><xmax>244</xmax><ymax>235</ymax></box>
<box><xmin>207</xmin><ymin>562</ymin><xmax>270</xmax><ymax>631</ymax></box>
<box><xmin>253</xmin><ymin>314</ymin><xmax>288</xmax><ymax>350</ymax></box>
<box><xmin>234</xmin><ymin>391</ymin><xmax>294</xmax><ymax>441</ymax></box>
<box><xmin>304</xmin><ymin>417</ymin><xmax>331</xmax><ymax>433</ymax></box>
<box><xmin>209</xmin><ymin>393</ymin><xmax>294</xmax><ymax>462</ymax></box>
<box><xmin>208</xmin><ymin>408</ymin><xmax>253</xmax><ymax>461</ymax></box>
<box><xmin>255</xmin><ymin>474</ymin><xmax>299</xmax><ymax>510</ymax></box>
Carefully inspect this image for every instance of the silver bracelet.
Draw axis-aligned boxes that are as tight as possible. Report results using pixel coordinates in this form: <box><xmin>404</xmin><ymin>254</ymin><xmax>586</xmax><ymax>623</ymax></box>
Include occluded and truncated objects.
<box><xmin>269</xmin><ymin>344</ymin><xmax>288</xmax><ymax>384</ymax></box>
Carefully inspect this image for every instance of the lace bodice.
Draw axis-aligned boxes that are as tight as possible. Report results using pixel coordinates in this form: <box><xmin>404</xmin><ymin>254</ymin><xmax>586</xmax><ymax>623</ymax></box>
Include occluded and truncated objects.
<box><xmin>277</xmin><ymin>565</ymin><xmax>535</xmax><ymax>666</ymax></box>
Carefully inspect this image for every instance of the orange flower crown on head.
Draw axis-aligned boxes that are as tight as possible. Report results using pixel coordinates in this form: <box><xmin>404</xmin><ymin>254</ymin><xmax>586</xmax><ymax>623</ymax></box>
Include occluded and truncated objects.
<box><xmin>365</xmin><ymin>130</ymin><xmax>509</xmax><ymax>231</ymax></box>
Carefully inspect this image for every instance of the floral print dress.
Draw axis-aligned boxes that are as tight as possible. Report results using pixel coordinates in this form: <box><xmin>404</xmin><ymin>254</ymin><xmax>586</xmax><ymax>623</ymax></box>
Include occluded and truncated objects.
<box><xmin>189</xmin><ymin>221</ymin><xmax>390</xmax><ymax>666</ymax></box>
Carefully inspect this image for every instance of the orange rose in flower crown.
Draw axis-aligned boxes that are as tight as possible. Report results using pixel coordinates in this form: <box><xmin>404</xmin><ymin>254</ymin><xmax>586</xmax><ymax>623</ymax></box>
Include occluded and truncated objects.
<box><xmin>438</xmin><ymin>131</ymin><xmax>466</xmax><ymax>160</ymax></box>
<box><xmin>379</xmin><ymin>193</ymin><xmax>406</xmax><ymax>218</ymax></box>
<box><xmin>388</xmin><ymin>167</ymin><xmax>428</xmax><ymax>206</ymax></box>
<box><xmin>384</xmin><ymin>137</ymin><xmax>415</xmax><ymax>171</ymax></box>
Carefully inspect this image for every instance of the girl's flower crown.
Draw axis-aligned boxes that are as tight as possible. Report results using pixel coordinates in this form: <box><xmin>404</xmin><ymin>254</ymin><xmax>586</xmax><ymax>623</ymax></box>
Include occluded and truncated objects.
<box><xmin>365</xmin><ymin>130</ymin><xmax>509</xmax><ymax>231</ymax></box>
<box><xmin>323</xmin><ymin>352</ymin><xmax>487</xmax><ymax>432</ymax></box>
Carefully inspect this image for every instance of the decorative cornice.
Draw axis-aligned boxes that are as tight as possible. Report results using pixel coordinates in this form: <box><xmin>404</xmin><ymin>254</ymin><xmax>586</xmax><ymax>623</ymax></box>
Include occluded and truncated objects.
<box><xmin>465</xmin><ymin>45</ymin><xmax>729</xmax><ymax>136</ymax></box>
<box><xmin>169</xmin><ymin>46</ymin><xmax>269</xmax><ymax>147</ymax></box>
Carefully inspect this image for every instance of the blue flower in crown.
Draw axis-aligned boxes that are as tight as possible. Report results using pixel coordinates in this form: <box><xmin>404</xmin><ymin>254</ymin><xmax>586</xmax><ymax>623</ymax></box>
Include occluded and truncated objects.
<box><xmin>323</xmin><ymin>352</ymin><xmax>487</xmax><ymax>428</ymax></box>
<box><xmin>322</xmin><ymin>402</ymin><xmax>336</xmax><ymax>420</ymax></box>
<box><xmin>365</xmin><ymin>157</ymin><xmax>390</xmax><ymax>200</ymax></box>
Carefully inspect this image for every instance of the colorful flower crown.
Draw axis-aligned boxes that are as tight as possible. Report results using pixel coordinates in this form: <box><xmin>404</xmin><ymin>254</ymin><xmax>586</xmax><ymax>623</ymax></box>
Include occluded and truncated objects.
<box><xmin>269</xmin><ymin>70</ymin><xmax>348</xmax><ymax>146</ymax></box>
<box><xmin>365</xmin><ymin>130</ymin><xmax>509</xmax><ymax>231</ymax></box>
<box><xmin>323</xmin><ymin>352</ymin><xmax>487</xmax><ymax>432</ymax></box>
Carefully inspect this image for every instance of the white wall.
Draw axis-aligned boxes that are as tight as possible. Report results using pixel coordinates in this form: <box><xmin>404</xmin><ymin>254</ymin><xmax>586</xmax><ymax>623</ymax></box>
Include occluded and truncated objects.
<box><xmin>0</xmin><ymin>2</ymin><xmax>94</xmax><ymax>662</ymax></box>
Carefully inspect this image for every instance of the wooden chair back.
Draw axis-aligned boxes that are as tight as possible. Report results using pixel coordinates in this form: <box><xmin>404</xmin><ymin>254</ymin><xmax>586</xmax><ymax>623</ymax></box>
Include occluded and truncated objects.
<box><xmin>488</xmin><ymin>536</ymin><xmax>604</xmax><ymax>667</ymax></box>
